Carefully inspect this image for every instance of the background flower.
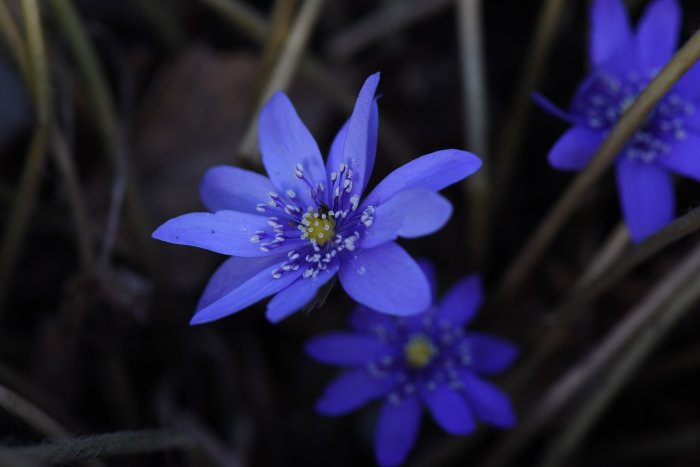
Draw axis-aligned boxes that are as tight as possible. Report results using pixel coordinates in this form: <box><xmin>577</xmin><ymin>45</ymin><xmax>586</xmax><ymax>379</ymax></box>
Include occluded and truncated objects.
<box><xmin>539</xmin><ymin>0</ymin><xmax>700</xmax><ymax>242</ymax></box>
<box><xmin>307</xmin><ymin>261</ymin><xmax>517</xmax><ymax>466</ymax></box>
<box><xmin>153</xmin><ymin>74</ymin><xmax>481</xmax><ymax>324</ymax></box>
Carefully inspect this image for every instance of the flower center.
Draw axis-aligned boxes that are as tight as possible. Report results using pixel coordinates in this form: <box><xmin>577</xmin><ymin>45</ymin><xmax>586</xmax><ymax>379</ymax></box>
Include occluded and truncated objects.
<box><xmin>404</xmin><ymin>334</ymin><xmax>437</xmax><ymax>369</ymax></box>
<box><xmin>581</xmin><ymin>71</ymin><xmax>695</xmax><ymax>163</ymax></box>
<box><xmin>299</xmin><ymin>209</ymin><xmax>336</xmax><ymax>246</ymax></box>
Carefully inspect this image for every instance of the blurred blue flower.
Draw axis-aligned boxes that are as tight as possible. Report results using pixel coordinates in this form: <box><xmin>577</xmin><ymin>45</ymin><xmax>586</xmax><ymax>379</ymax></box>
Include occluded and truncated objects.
<box><xmin>307</xmin><ymin>262</ymin><xmax>517</xmax><ymax>467</ymax></box>
<box><xmin>152</xmin><ymin>73</ymin><xmax>481</xmax><ymax>324</ymax></box>
<box><xmin>538</xmin><ymin>0</ymin><xmax>700</xmax><ymax>242</ymax></box>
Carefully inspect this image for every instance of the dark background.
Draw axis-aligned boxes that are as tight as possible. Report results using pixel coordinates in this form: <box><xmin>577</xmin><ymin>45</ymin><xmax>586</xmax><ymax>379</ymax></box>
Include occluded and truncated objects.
<box><xmin>1</xmin><ymin>0</ymin><xmax>700</xmax><ymax>465</ymax></box>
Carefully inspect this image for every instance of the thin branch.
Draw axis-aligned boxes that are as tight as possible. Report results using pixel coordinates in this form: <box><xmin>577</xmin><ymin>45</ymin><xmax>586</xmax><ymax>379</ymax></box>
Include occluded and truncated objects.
<box><xmin>0</xmin><ymin>0</ymin><xmax>51</xmax><ymax>312</ymax></box>
<box><xmin>237</xmin><ymin>0</ymin><xmax>325</xmax><ymax>163</ymax></box>
<box><xmin>497</xmin><ymin>30</ymin><xmax>700</xmax><ymax>301</ymax></box>
<box><xmin>538</xmin><ymin>241</ymin><xmax>700</xmax><ymax>467</ymax></box>
<box><xmin>456</xmin><ymin>0</ymin><xmax>490</xmax><ymax>265</ymax></box>
<box><xmin>326</xmin><ymin>0</ymin><xmax>453</xmax><ymax>60</ymax></box>
<box><xmin>0</xmin><ymin>430</ymin><xmax>194</xmax><ymax>464</ymax></box>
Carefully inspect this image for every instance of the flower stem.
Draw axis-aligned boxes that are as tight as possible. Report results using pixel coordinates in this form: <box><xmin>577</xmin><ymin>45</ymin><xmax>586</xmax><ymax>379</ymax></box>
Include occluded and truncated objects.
<box><xmin>537</xmin><ymin>240</ymin><xmax>700</xmax><ymax>467</ymax></box>
<box><xmin>0</xmin><ymin>0</ymin><xmax>51</xmax><ymax>312</ymax></box>
<box><xmin>497</xmin><ymin>29</ymin><xmax>700</xmax><ymax>302</ymax></box>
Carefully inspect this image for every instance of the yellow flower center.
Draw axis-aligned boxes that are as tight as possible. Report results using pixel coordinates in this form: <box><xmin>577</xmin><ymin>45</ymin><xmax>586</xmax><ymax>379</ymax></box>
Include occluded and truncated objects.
<box><xmin>404</xmin><ymin>334</ymin><xmax>437</xmax><ymax>369</ymax></box>
<box><xmin>300</xmin><ymin>210</ymin><xmax>336</xmax><ymax>246</ymax></box>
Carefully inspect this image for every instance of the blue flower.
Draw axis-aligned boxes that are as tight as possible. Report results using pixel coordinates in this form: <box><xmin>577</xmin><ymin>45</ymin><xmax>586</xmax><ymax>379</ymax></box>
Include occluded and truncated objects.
<box><xmin>538</xmin><ymin>0</ymin><xmax>700</xmax><ymax>242</ymax></box>
<box><xmin>306</xmin><ymin>261</ymin><xmax>517</xmax><ymax>467</ymax></box>
<box><xmin>152</xmin><ymin>73</ymin><xmax>481</xmax><ymax>324</ymax></box>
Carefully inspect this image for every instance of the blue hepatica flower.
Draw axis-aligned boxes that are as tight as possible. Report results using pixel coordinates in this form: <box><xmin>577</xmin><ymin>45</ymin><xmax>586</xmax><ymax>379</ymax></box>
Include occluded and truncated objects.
<box><xmin>538</xmin><ymin>0</ymin><xmax>700</xmax><ymax>242</ymax></box>
<box><xmin>152</xmin><ymin>73</ymin><xmax>481</xmax><ymax>324</ymax></box>
<box><xmin>306</xmin><ymin>262</ymin><xmax>517</xmax><ymax>467</ymax></box>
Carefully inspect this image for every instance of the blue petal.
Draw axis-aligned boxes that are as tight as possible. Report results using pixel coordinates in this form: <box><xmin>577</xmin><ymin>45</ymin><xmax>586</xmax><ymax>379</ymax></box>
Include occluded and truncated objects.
<box><xmin>466</xmin><ymin>332</ymin><xmax>519</xmax><ymax>375</ymax></box>
<box><xmin>326</xmin><ymin>119</ymin><xmax>349</xmax><ymax>175</ymax></box>
<box><xmin>460</xmin><ymin>371</ymin><xmax>516</xmax><ymax>428</ymax></box>
<box><xmin>348</xmin><ymin>305</ymin><xmax>398</xmax><ymax>335</ymax></box>
<box><xmin>196</xmin><ymin>255</ymin><xmax>286</xmax><ymax>311</ymax></box>
<box><xmin>415</xmin><ymin>258</ymin><xmax>438</xmax><ymax>299</ymax></box>
<box><xmin>362</xmin><ymin>150</ymin><xmax>482</xmax><ymax>208</ymax></box>
<box><xmin>616</xmin><ymin>157</ymin><xmax>675</xmax><ymax>242</ymax></box>
<box><xmin>437</xmin><ymin>275</ymin><xmax>483</xmax><ymax>327</ymax></box>
<box><xmin>532</xmin><ymin>92</ymin><xmax>578</xmax><ymax>124</ymax></box>
<box><xmin>191</xmin><ymin>260</ymin><xmax>301</xmax><ymax>324</ymax></box>
<box><xmin>548</xmin><ymin>126</ymin><xmax>604</xmax><ymax>171</ymax></box>
<box><xmin>361</xmin><ymin>189</ymin><xmax>453</xmax><ymax>248</ymax></box>
<box><xmin>419</xmin><ymin>381</ymin><xmax>476</xmax><ymax>435</ymax></box>
<box><xmin>152</xmin><ymin>211</ymin><xmax>279</xmax><ymax>256</ymax></box>
<box><xmin>316</xmin><ymin>369</ymin><xmax>396</xmax><ymax>416</ymax></box>
<box><xmin>258</xmin><ymin>92</ymin><xmax>326</xmax><ymax>207</ymax></box>
<box><xmin>338</xmin><ymin>242</ymin><xmax>431</xmax><ymax>316</ymax></box>
<box><xmin>673</xmin><ymin>60</ymin><xmax>700</xmax><ymax>100</ymax></box>
<box><xmin>657</xmin><ymin>135</ymin><xmax>700</xmax><ymax>182</ymax></box>
<box><xmin>332</xmin><ymin>73</ymin><xmax>380</xmax><ymax>198</ymax></box>
<box><xmin>199</xmin><ymin>165</ymin><xmax>275</xmax><ymax>214</ymax></box>
<box><xmin>589</xmin><ymin>0</ymin><xmax>634</xmax><ymax>71</ymax></box>
<box><xmin>306</xmin><ymin>332</ymin><xmax>395</xmax><ymax>365</ymax></box>
<box><xmin>635</xmin><ymin>0</ymin><xmax>681</xmax><ymax>70</ymax></box>
<box><xmin>265</xmin><ymin>265</ymin><xmax>338</xmax><ymax>323</ymax></box>
<box><xmin>326</xmin><ymin>97</ymin><xmax>379</xmax><ymax>195</ymax></box>
<box><xmin>375</xmin><ymin>395</ymin><xmax>422</xmax><ymax>467</ymax></box>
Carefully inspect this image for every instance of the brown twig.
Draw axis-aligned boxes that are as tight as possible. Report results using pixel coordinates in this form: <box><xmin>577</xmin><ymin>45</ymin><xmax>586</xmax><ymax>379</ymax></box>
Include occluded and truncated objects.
<box><xmin>456</xmin><ymin>0</ymin><xmax>490</xmax><ymax>266</ymax></box>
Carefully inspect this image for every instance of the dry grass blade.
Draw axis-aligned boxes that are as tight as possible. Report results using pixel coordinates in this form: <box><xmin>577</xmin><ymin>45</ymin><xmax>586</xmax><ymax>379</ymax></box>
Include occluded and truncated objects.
<box><xmin>51</xmin><ymin>127</ymin><xmax>94</xmax><ymax>269</ymax></box>
<box><xmin>237</xmin><ymin>0</ymin><xmax>325</xmax><ymax>163</ymax></box>
<box><xmin>497</xmin><ymin>29</ymin><xmax>700</xmax><ymax>302</ymax></box>
<box><xmin>456</xmin><ymin>0</ymin><xmax>490</xmax><ymax>265</ymax></box>
<box><xmin>0</xmin><ymin>0</ymin><xmax>51</xmax><ymax>312</ymax></box>
<box><xmin>48</xmin><ymin>0</ymin><xmax>156</xmax><ymax>276</ymax></box>
<box><xmin>197</xmin><ymin>0</ymin><xmax>415</xmax><ymax>163</ymax></box>
<box><xmin>538</xmin><ymin>240</ymin><xmax>700</xmax><ymax>467</ymax></box>
<box><xmin>0</xmin><ymin>383</ymin><xmax>68</xmax><ymax>439</ymax></box>
<box><xmin>327</xmin><ymin>0</ymin><xmax>453</xmax><ymax>60</ymax></box>
<box><xmin>478</xmin><ymin>207</ymin><xmax>700</xmax><ymax>467</ymax></box>
<box><xmin>507</xmin><ymin>206</ymin><xmax>700</xmax><ymax>394</ymax></box>
<box><xmin>0</xmin><ymin>0</ymin><xmax>29</xmax><ymax>78</ymax></box>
